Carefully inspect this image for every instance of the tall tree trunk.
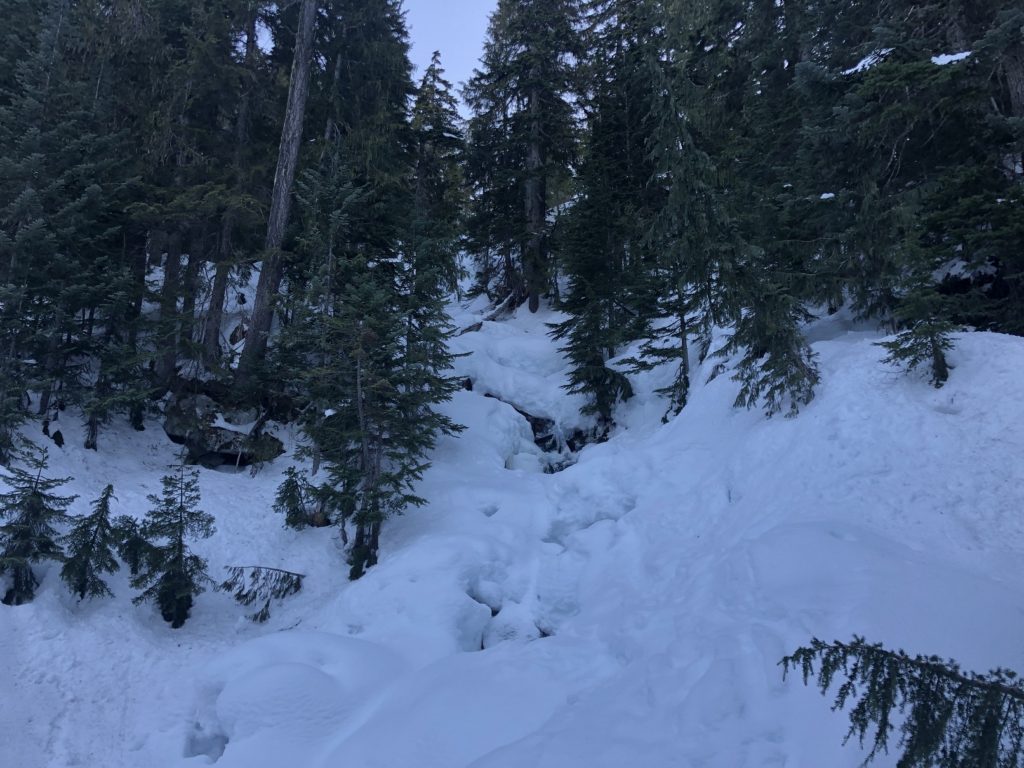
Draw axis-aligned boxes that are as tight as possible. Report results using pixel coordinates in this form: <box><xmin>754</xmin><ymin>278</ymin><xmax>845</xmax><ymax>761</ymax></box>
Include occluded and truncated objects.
<box><xmin>523</xmin><ymin>79</ymin><xmax>545</xmax><ymax>313</ymax></box>
<box><xmin>204</xmin><ymin>6</ymin><xmax>260</xmax><ymax>368</ymax></box>
<box><xmin>203</xmin><ymin>218</ymin><xmax>233</xmax><ymax>365</ymax></box>
<box><xmin>179</xmin><ymin>231</ymin><xmax>205</xmax><ymax>356</ymax></box>
<box><xmin>237</xmin><ymin>0</ymin><xmax>317</xmax><ymax>380</ymax></box>
<box><xmin>155</xmin><ymin>230</ymin><xmax>182</xmax><ymax>392</ymax></box>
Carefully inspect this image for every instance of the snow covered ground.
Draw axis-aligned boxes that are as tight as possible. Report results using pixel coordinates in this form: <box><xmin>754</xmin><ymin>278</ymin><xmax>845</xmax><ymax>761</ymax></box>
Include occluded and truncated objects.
<box><xmin>3</xmin><ymin>298</ymin><xmax>1024</xmax><ymax>768</ymax></box>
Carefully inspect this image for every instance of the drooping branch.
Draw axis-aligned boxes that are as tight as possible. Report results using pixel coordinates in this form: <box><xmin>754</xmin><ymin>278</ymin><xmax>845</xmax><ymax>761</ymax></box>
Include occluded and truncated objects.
<box><xmin>782</xmin><ymin>636</ymin><xmax>1024</xmax><ymax>767</ymax></box>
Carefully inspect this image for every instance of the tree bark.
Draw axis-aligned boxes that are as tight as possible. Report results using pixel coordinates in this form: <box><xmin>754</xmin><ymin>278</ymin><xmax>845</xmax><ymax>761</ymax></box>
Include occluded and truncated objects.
<box><xmin>155</xmin><ymin>230</ymin><xmax>182</xmax><ymax>391</ymax></box>
<box><xmin>203</xmin><ymin>219</ymin><xmax>233</xmax><ymax>365</ymax></box>
<box><xmin>179</xmin><ymin>230</ymin><xmax>205</xmax><ymax>355</ymax></box>
<box><xmin>203</xmin><ymin>6</ymin><xmax>260</xmax><ymax>367</ymax></box>
<box><xmin>523</xmin><ymin>78</ymin><xmax>545</xmax><ymax>313</ymax></box>
<box><xmin>237</xmin><ymin>0</ymin><xmax>317</xmax><ymax>379</ymax></box>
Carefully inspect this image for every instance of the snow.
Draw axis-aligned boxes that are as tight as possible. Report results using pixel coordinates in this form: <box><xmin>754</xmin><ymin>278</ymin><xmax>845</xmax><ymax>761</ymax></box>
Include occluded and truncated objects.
<box><xmin>843</xmin><ymin>48</ymin><xmax>893</xmax><ymax>75</ymax></box>
<box><xmin>819</xmin><ymin>192</ymin><xmax>835</xmax><ymax>200</ymax></box>
<box><xmin>932</xmin><ymin>51</ymin><xmax>971</xmax><ymax>66</ymax></box>
<box><xmin>4</xmin><ymin>298</ymin><xmax>1024</xmax><ymax>768</ymax></box>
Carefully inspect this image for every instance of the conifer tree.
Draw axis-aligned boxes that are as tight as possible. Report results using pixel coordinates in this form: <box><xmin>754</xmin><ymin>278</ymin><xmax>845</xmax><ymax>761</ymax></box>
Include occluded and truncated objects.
<box><xmin>410</xmin><ymin>51</ymin><xmax>466</xmax><ymax>296</ymax></box>
<box><xmin>0</xmin><ymin>445</ymin><xmax>76</xmax><ymax>605</ymax></box>
<box><xmin>60</xmin><ymin>484</ymin><xmax>120</xmax><ymax>600</ymax></box>
<box><xmin>132</xmin><ymin>462</ymin><xmax>215</xmax><ymax>628</ymax></box>
<box><xmin>464</xmin><ymin>0</ymin><xmax>583</xmax><ymax>311</ymax></box>
<box><xmin>274</xmin><ymin>0</ymin><xmax>461</xmax><ymax>579</ymax></box>
<box><xmin>550</xmin><ymin>0</ymin><xmax>664</xmax><ymax>428</ymax></box>
<box><xmin>274</xmin><ymin>467</ymin><xmax>332</xmax><ymax>529</ymax></box>
<box><xmin>112</xmin><ymin>515</ymin><xmax>152</xmax><ymax>578</ymax></box>
<box><xmin>792</xmin><ymin>0</ymin><xmax>1024</xmax><ymax>381</ymax></box>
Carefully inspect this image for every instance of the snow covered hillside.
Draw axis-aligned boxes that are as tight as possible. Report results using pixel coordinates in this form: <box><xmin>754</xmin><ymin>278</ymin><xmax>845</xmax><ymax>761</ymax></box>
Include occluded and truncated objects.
<box><xmin>4</xmin><ymin>299</ymin><xmax>1024</xmax><ymax>768</ymax></box>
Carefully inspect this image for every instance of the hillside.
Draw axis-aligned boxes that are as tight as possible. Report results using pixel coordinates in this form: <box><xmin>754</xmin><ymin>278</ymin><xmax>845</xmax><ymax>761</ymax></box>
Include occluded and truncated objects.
<box><xmin>3</xmin><ymin>300</ymin><xmax>1023</xmax><ymax>768</ymax></box>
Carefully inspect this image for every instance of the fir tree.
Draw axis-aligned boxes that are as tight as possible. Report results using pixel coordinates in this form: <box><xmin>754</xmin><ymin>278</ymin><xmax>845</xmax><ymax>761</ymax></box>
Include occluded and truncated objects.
<box><xmin>410</xmin><ymin>51</ymin><xmax>466</xmax><ymax>296</ymax></box>
<box><xmin>60</xmin><ymin>483</ymin><xmax>120</xmax><ymax>600</ymax></box>
<box><xmin>464</xmin><ymin>0</ymin><xmax>583</xmax><ymax>311</ymax></box>
<box><xmin>112</xmin><ymin>515</ymin><xmax>152</xmax><ymax>578</ymax></box>
<box><xmin>274</xmin><ymin>467</ymin><xmax>332</xmax><ymax>529</ymax></box>
<box><xmin>550</xmin><ymin>0</ymin><xmax>665</xmax><ymax>428</ymax></box>
<box><xmin>0</xmin><ymin>445</ymin><xmax>76</xmax><ymax>605</ymax></box>
<box><xmin>783</xmin><ymin>636</ymin><xmax>1024</xmax><ymax>767</ymax></box>
<box><xmin>274</xmin><ymin>1</ymin><xmax>461</xmax><ymax>579</ymax></box>
<box><xmin>132</xmin><ymin>462</ymin><xmax>215</xmax><ymax>628</ymax></box>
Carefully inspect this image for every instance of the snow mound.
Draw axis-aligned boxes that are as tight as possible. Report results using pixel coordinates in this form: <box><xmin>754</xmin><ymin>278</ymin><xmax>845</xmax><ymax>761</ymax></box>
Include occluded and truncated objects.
<box><xmin>5</xmin><ymin>294</ymin><xmax>1024</xmax><ymax>768</ymax></box>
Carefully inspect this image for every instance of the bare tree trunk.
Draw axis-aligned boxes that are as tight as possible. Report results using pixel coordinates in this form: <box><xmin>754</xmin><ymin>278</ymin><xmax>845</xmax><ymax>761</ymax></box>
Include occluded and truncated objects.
<box><xmin>155</xmin><ymin>230</ymin><xmax>182</xmax><ymax>391</ymax></box>
<box><xmin>1005</xmin><ymin>48</ymin><xmax>1024</xmax><ymax>173</ymax></box>
<box><xmin>203</xmin><ymin>219</ymin><xmax>233</xmax><ymax>365</ymax></box>
<box><xmin>238</xmin><ymin>0</ymin><xmax>317</xmax><ymax>380</ymax></box>
<box><xmin>204</xmin><ymin>7</ymin><xmax>260</xmax><ymax>368</ymax></box>
<box><xmin>179</xmin><ymin>231</ymin><xmax>205</xmax><ymax>355</ymax></box>
<box><xmin>523</xmin><ymin>78</ymin><xmax>545</xmax><ymax>314</ymax></box>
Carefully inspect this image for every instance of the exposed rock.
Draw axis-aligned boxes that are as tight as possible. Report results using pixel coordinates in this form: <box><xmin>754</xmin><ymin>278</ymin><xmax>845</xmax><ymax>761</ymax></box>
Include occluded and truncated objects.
<box><xmin>163</xmin><ymin>395</ymin><xmax>283</xmax><ymax>469</ymax></box>
<box><xmin>221</xmin><ymin>406</ymin><xmax>259</xmax><ymax>427</ymax></box>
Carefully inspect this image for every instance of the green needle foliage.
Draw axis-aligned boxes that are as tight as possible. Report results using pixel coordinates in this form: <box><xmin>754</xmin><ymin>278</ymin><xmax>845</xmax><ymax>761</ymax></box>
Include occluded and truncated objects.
<box><xmin>60</xmin><ymin>484</ymin><xmax>120</xmax><ymax>600</ymax></box>
<box><xmin>0</xmin><ymin>445</ymin><xmax>75</xmax><ymax>605</ymax></box>
<box><xmin>782</xmin><ymin>637</ymin><xmax>1024</xmax><ymax>767</ymax></box>
<box><xmin>112</xmin><ymin>515</ymin><xmax>154</xmax><ymax>578</ymax></box>
<box><xmin>220</xmin><ymin>565</ymin><xmax>304</xmax><ymax>623</ymax></box>
<box><xmin>132</xmin><ymin>462</ymin><xmax>215</xmax><ymax>628</ymax></box>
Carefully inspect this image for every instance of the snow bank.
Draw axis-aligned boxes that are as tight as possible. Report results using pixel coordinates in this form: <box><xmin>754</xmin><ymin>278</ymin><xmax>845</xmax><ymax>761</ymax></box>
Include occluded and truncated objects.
<box><xmin>5</xmin><ymin>296</ymin><xmax>1024</xmax><ymax>768</ymax></box>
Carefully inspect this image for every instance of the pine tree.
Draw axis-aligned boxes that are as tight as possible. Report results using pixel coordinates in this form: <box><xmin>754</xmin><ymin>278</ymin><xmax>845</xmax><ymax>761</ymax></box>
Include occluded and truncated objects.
<box><xmin>60</xmin><ymin>483</ymin><xmax>119</xmax><ymax>600</ymax></box>
<box><xmin>783</xmin><ymin>637</ymin><xmax>1024</xmax><ymax>767</ymax></box>
<box><xmin>132</xmin><ymin>462</ymin><xmax>215</xmax><ymax>628</ymax></box>
<box><xmin>464</xmin><ymin>0</ymin><xmax>583</xmax><ymax>311</ymax></box>
<box><xmin>0</xmin><ymin>445</ymin><xmax>76</xmax><ymax>605</ymax></box>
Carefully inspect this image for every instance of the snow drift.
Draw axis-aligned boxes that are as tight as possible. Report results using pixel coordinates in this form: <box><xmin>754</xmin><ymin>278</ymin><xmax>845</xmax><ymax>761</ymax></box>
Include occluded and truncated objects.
<box><xmin>3</xmin><ymin>300</ymin><xmax>1023</xmax><ymax>768</ymax></box>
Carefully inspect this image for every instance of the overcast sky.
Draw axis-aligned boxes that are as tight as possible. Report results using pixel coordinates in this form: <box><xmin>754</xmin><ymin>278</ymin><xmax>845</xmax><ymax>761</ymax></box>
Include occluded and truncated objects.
<box><xmin>404</xmin><ymin>0</ymin><xmax>496</xmax><ymax>96</ymax></box>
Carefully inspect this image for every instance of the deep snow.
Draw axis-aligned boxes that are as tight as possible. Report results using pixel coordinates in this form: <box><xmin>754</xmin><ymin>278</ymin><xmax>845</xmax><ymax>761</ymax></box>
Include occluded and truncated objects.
<box><xmin>3</xmin><ymin>299</ymin><xmax>1024</xmax><ymax>768</ymax></box>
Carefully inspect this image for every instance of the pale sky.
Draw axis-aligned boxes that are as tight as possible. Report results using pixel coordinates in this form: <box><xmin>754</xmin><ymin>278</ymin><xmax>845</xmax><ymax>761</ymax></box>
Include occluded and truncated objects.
<box><xmin>404</xmin><ymin>0</ymin><xmax>496</xmax><ymax>95</ymax></box>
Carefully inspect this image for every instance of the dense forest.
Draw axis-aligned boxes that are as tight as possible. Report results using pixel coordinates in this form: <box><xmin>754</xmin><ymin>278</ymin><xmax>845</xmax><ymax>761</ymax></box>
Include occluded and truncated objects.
<box><xmin>0</xmin><ymin>0</ymin><xmax>1021</xmax><ymax>593</ymax></box>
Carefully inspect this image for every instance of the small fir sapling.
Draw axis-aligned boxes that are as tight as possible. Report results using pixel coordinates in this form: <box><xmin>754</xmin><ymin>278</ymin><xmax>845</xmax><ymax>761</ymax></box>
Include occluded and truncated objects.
<box><xmin>60</xmin><ymin>484</ymin><xmax>120</xmax><ymax>599</ymax></box>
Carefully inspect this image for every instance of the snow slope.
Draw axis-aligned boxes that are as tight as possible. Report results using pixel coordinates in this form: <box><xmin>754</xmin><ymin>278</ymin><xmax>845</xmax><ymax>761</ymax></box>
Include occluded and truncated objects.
<box><xmin>3</xmin><ymin>300</ymin><xmax>1024</xmax><ymax>768</ymax></box>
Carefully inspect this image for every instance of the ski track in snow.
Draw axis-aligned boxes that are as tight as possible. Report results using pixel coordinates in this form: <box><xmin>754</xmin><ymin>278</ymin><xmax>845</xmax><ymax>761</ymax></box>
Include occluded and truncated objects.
<box><xmin>3</xmin><ymin>298</ymin><xmax>1024</xmax><ymax>767</ymax></box>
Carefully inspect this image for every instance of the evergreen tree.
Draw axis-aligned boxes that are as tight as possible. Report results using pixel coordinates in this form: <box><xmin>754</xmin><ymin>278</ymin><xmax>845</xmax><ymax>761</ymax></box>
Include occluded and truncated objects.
<box><xmin>112</xmin><ymin>515</ymin><xmax>152</xmax><ymax>578</ymax></box>
<box><xmin>410</xmin><ymin>51</ymin><xmax>466</xmax><ymax>296</ymax></box>
<box><xmin>274</xmin><ymin>467</ymin><xmax>332</xmax><ymax>529</ymax></box>
<box><xmin>60</xmin><ymin>483</ymin><xmax>119</xmax><ymax>600</ymax></box>
<box><xmin>550</xmin><ymin>0</ymin><xmax>665</xmax><ymax>429</ymax></box>
<box><xmin>793</xmin><ymin>0</ymin><xmax>1024</xmax><ymax>382</ymax></box>
<box><xmin>132</xmin><ymin>462</ymin><xmax>215</xmax><ymax>628</ymax></box>
<box><xmin>464</xmin><ymin>0</ymin><xmax>583</xmax><ymax>311</ymax></box>
<box><xmin>783</xmin><ymin>636</ymin><xmax>1024</xmax><ymax>767</ymax></box>
<box><xmin>0</xmin><ymin>445</ymin><xmax>76</xmax><ymax>605</ymax></box>
<box><xmin>273</xmin><ymin>0</ymin><xmax>461</xmax><ymax>579</ymax></box>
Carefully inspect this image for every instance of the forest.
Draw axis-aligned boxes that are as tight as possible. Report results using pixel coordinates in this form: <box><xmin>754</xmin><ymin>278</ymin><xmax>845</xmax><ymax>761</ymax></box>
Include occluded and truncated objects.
<box><xmin>1</xmin><ymin>0</ymin><xmax>1021</xmax><ymax>600</ymax></box>
<box><xmin>2</xmin><ymin>1</ymin><xmax>1024</xmax><ymax>765</ymax></box>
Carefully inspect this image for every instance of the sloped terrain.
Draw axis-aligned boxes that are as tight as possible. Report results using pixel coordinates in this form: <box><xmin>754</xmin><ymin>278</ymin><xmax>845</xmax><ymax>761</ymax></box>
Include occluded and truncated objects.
<box><xmin>3</xmin><ymin>300</ymin><xmax>1024</xmax><ymax>768</ymax></box>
